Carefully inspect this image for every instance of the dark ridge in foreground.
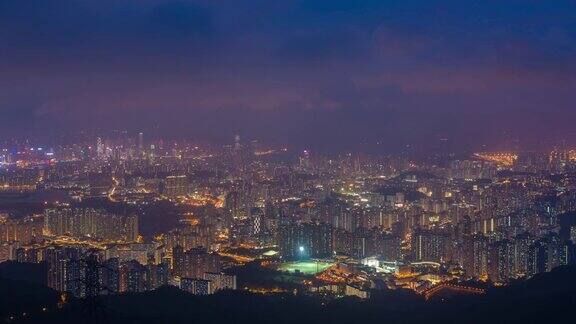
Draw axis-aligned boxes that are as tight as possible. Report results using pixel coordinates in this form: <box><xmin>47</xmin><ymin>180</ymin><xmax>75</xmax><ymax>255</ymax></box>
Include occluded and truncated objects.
<box><xmin>3</xmin><ymin>266</ymin><xmax>576</xmax><ymax>324</ymax></box>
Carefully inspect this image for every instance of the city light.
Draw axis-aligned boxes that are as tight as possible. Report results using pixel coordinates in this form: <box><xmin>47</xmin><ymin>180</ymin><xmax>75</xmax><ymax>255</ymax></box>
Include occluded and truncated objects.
<box><xmin>1</xmin><ymin>1</ymin><xmax>575</xmax><ymax>322</ymax></box>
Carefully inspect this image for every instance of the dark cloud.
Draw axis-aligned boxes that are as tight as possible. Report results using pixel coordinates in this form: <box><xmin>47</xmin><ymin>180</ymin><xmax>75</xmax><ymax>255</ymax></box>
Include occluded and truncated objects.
<box><xmin>1</xmin><ymin>0</ymin><xmax>575</xmax><ymax>150</ymax></box>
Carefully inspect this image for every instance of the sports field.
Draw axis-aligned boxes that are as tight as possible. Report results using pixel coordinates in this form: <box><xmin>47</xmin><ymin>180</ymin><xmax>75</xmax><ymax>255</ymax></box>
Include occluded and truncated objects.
<box><xmin>277</xmin><ymin>261</ymin><xmax>333</xmax><ymax>274</ymax></box>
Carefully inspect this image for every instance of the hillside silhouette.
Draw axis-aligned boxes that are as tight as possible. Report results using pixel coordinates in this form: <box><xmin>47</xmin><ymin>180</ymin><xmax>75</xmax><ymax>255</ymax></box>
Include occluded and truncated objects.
<box><xmin>2</xmin><ymin>266</ymin><xmax>575</xmax><ymax>323</ymax></box>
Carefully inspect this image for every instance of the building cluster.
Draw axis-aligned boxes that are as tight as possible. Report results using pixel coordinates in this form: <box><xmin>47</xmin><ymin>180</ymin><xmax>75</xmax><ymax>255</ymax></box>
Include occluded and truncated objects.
<box><xmin>44</xmin><ymin>208</ymin><xmax>139</xmax><ymax>242</ymax></box>
<box><xmin>2</xmin><ymin>134</ymin><xmax>576</xmax><ymax>300</ymax></box>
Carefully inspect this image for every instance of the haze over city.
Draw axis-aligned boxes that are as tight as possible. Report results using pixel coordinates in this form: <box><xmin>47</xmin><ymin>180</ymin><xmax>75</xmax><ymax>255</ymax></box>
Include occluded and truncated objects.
<box><xmin>2</xmin><ymin>1</ymin><xmax>576</xmax><ymax>151</ymax></box>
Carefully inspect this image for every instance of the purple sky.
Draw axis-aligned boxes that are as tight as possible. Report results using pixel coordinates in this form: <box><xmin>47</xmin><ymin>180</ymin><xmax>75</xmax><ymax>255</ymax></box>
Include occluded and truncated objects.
<box><xmin>1</xmin><ymin>0</ymin><xmax>576</xmax><ymax>151</ymax></box>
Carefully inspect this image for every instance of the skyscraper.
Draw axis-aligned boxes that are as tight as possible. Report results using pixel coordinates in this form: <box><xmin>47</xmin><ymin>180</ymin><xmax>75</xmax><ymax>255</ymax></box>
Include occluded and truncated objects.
<box><xmin>138</xmin><ymin>132</ymin><xmax>144</xmax><ymax>152</ymax></box>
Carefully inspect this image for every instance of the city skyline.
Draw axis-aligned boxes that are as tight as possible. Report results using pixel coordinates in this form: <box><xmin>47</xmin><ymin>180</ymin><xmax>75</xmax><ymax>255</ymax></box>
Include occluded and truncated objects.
<box><xmin>2</xmin><ymin>1</ymin><xmax>576</xmax><ymax>323</ymax></box>
<box><xmin>1</xmin><ymin>120</ymin><xmax>576</xmax><ymax>323</ymax></box>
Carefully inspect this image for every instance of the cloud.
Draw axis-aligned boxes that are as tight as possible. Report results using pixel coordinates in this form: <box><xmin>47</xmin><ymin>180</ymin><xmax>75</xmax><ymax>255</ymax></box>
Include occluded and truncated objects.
<box><xmin>0</xmin><ymin>1</ymin><xmax>575</xmax><ymax>149</ymax></box>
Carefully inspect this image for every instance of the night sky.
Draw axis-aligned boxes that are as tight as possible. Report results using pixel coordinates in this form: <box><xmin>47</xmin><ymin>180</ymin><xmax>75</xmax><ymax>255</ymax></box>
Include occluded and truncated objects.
<box><xmin>1</xmin><ymin>1</ymin><xmax>575</xmax><ymax>151</ymax></box>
